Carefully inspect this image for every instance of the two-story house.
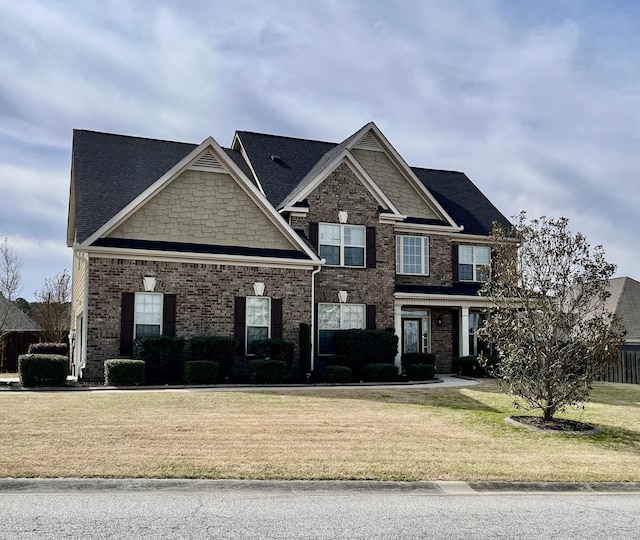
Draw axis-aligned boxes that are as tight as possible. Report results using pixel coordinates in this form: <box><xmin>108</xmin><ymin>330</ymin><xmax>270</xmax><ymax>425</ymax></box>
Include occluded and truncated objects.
<box><xmin>67</xmin><ymin>122</ymin><xmax>511</xmax><ymax>381</ymax></box>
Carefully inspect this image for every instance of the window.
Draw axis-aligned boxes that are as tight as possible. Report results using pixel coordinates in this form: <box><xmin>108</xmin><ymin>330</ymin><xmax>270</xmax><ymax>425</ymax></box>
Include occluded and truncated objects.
<box><xmin>318</xmin><ymin>303</ymin><xmax>365</xmax><ymax>355</ymax></box>
<box><xmin>396</xmin><ymin>235</ymin><xmax>429</xmax><ymax>275</ymax></box>
<box><xmin>459</xmin><ymin>245</ymin><xmax>490</xmax><ymax>282</ymax></box>
<box><xmin>319</xmin><ymin>223</ymin><xmax>365</xmax><ymax>267</ymax></box>
<box><xmin>134</xmin><ymin>293</ymin><xmax>163</xmax><ymax>338</ymax></box>
<box><xmin>246</xmin><ymin>296</ymin><xmax>270</xmax><ymax>354</ymax></box>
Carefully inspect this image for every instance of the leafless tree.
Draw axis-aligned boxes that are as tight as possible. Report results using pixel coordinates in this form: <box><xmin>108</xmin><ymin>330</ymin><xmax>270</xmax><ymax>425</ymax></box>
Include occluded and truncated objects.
<box><xmin>478</xmin><ymin>212</ymin><xmax>626</xmax><ymax>422</ymax></box>
<box><xmin>0</xmin><ymin>238</ymin><xmax>22</xmax><ymax>366</ymax></box>
<box><xmin>33</xmin><ymin>269</ymin><xmax>71</xmax><ymax>343</ymax></box>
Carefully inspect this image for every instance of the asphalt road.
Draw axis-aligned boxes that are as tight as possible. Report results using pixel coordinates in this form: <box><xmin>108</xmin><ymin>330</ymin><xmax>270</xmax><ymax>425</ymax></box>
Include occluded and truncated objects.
<box><xmin>1</xmin><ymin>481</ymin><xmax>639</xmax><ymax>539</ymax></box>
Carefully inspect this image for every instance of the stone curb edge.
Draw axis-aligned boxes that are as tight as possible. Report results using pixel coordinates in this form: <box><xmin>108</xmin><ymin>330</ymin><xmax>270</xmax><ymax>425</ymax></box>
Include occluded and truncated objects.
<box><xmin>1</xmin><ymin>479</ymin><xmax>639</xmax><ymax>494</ymax></box>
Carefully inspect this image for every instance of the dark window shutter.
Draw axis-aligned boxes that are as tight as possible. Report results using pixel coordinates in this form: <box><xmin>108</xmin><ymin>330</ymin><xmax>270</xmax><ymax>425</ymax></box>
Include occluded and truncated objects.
<box><xmin>452</xmin><ymin>244</ymin><xmax>459</xmax><ymax>282</ymax></box>
<box><xmin>309</xmin><ymin>222</ymin><xmax>319</xmax><ymax>251</ymax></box>
<box><xmin>234</xmin><ymin>297</ymin><xmax>246</xmax><ymax>355</ymax></box>
<box><xmin>366</xmin><ymin>227</ymin><xmax>376</xmax><ymax>268</ymax></box>
<box><xmin>162</xmin><ymin>294</ymin><xmax>177</xmax><ymax>336</ymax></box>
<box><xmin>120</xmin><ymin>293</ymin><xmax>135</xmax><ymax>356</ymax></box>
<box><xmin>366</xmin><ymin>304</ymin><xmax>377</xmax><ymax>329</ymax></box>
<box><xmin>452</xmin><ymin>309</ymin><xmax>460</xmax><ymax>357</ymax></box>
<box><xmin>271</xmin><ymin>298</ymin><xmax>283</xmax><ymax>339</ymax></box>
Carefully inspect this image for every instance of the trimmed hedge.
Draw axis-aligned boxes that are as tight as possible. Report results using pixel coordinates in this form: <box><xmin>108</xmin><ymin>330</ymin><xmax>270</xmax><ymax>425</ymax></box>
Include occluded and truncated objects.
<box><xmin>18</xmin><ymin>354</ymin><xmax>68</xmax><ymax>387</ymax></box>
<box><xmin>248</xmin><ymin>359</ymin><xmax>286</xmax><ymax>385</ymax></box>
<box><xmin>134</xmin><ymin>336</ymin><xmax>185</xmax><ymax>385</ymax></box>
<box><xmin>334</xmin><ymin>329</ymin><xmax>398</xmax><ymax>379</ymax></box>
<box><xmin>184</xmin><ymin>361</ymin><xmax>219</xmax><ymax>385</ymax></box>
<box><xmin>361</xmin><ymin>363</ymin><xmax>398</xmax><ymax>383</ymax></box>
<box><xmin>401</xmin><ymin>352</ymin><xmax>435</xmax><ymax>368</ymax></box>
<box><xmin>452</xmin><ymin>355</ymin><xmax>499</xmax><ymax>377</ymax></box>
<box><xmin>406</xmin><ymin>363</ymin><xmax>437</xmax><ymax>381</ymax></box>
<box><xmin>28</xmin><ymin>342</ymin><xmax>68</xmax><ymax>356</ymax></box>
<box><xmin>104</xmin><ymin>359</ymin><xmax>145</xmax><ymax>386</ymax></box>
<box><xmin>325</xmin><ymin>355</ymin><xmax>350</xmax><ymax>367</ymax></box>
<box><xmin>252</xmin><ymin>339</ymin><xmax>295</xmax><ymax>370</ymax></box>
<box><xmin>190</xmin><ymin>336</ymin><xmax>236</xmax><ymax>381</ymax></box>
<box><xmin>324</xmin><ymin>365</ymin><xmax>352</xmax><ymax>383</ymax></box>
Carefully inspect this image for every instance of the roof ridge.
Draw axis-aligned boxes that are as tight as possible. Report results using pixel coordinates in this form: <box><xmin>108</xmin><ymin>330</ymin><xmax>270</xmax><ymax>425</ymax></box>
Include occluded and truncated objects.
<box><xmin>235</xmin><ymin>130</ymin><xmax>337</xmax><ymax>145</ymax></box>
<box><xmin>73</xmin><ymin>129</ymin><xmax>197</xmax><ymax>147</ymax></box>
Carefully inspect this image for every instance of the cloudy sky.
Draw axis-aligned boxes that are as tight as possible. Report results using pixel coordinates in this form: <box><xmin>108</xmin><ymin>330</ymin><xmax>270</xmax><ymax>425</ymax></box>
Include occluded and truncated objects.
<box><xmin>1</xmin><ymin>0</ymin><xmax>638</xmax><ymax>301</ymax></box>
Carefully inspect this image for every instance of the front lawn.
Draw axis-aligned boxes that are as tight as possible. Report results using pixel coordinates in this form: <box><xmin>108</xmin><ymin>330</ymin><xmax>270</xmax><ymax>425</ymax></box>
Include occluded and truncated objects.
<box><xmin>0</xmin><ymin>381</ymin><xmax>638</xmax><ymax>481</ymax></box>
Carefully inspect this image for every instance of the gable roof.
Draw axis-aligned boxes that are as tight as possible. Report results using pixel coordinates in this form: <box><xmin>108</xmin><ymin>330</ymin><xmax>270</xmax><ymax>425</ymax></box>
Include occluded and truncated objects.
<box><xmin>412</xmin><ymin>168</ymin><xmax>511</xmax><ymax>236</ymax></box>
<box><xmin>606</xmin><ymin>277</ymin><xmax>640</xmax><ymax>344</ymax></box>
<box><xmin>69</xmin><ymin>125</ymin><xmax>511</xmax><ymax>250</ymax></box>
<box><xmin>0</xmin><ymin>297</ymin><xmax>40</xmax><ymax>332</ymax></box>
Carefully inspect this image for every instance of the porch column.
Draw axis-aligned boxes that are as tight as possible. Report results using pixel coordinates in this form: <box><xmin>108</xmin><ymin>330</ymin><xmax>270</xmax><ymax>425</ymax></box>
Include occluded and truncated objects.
<box><xmin>394</xmin><ymin>302</ymin><xmax>402</xmax><ymax>369</ymax></box>
<box><xmin>460</xmin><ymin>306</ymin><xmax>470</xmax><ymax>357</ymax></box>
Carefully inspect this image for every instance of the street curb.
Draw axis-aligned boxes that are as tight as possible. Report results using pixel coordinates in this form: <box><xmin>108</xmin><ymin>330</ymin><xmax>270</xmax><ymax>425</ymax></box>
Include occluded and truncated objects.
<box><xmin>1</xmin><ymin>478</ymin><xmax>638</xmax><ymax>494</ymax></box>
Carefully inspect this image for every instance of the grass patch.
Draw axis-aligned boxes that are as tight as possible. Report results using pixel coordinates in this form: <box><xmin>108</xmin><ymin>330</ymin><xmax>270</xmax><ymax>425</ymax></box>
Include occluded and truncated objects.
<box><xmin>0</xmin><ymin>381</ymin><xmax>638</xmax><ymax>481</ymax></box>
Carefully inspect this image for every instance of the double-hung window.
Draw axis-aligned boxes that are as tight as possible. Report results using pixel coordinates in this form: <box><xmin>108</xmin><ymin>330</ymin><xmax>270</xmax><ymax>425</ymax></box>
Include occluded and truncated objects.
<box><xmin>134</xmin><ymin>292</ymin><xmax>163</xmax><ymax>338</ymax></box>
<box><xmin>318</xmin><ymin>303</ymin><xmax>365</xmax><ymax>355</ymax></box>
<box><xmin>459</xmin><ymin>245</ymin><xmax>490</xmax><ymax>282</ymax></box>
<box><xmin>396</xmin><ymin>235</ymin><xmax>429</xmax><ymax>275</ymax></box>
<box><xmin>246</xmin><ymin>296</ymin><xmax>270</xmax><ymax>354</ymax></box>
<box><xmin>319</xmin><ymin>223</ymin><xmax>365</xmax><ymax>267</ymax></box>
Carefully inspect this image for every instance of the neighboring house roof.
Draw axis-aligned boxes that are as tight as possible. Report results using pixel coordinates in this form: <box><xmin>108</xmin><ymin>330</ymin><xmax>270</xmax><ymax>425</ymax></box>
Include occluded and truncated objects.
<box><xmin>69</xmin><ymin>125</ymin><xmax>511</xmax><ymax>247</ymax></box>
<box><xmin>0</xmin><ymin>296</ymin><xmax>40</xmax><ymax>332</ymax></box>
<box><xmin>606</xmin><ymin>277</ymin><xmax>640</xmax><ymax>344</ymax></box>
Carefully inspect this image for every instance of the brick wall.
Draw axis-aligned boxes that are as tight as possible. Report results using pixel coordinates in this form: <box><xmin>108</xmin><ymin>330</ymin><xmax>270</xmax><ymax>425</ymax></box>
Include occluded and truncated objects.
<box><xmin>291</xmin><ymin>162</ymin><xmax>396</xmax><ymax>330</ymax></box>
<box><xmin>83</xmin><ymin>256</ymin><xmax>312</xmax><ymax>381</ymax></box>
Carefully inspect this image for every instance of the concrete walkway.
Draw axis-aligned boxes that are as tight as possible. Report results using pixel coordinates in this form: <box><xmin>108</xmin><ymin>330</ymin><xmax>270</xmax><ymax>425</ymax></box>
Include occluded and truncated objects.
<box><xmin>0</xmin><ymin>374</ymin><xmax>478</xmax><ymax>392</ymax></box>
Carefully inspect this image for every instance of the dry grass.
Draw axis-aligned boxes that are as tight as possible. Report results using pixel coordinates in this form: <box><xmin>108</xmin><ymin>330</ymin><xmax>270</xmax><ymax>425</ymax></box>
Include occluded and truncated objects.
<box><xmin>0</xmin><ymin>381</ymin><xmax>638</xmax><ymax>481</ymax></box>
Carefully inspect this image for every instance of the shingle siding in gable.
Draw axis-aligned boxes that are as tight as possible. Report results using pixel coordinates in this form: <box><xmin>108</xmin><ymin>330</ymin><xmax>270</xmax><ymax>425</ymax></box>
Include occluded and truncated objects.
<box><xmin>351</xmin><ymin>148</ymin><xmax>438</xmax><ymax>219</ymax></box>
<box><xmin>107</xmin><ymin>169</ymin><xmax>295</xmax><ymax>251</ymax></box>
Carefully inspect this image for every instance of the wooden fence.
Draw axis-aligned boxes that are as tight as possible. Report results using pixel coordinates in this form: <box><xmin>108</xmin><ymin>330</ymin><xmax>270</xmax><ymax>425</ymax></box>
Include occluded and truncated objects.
<box><xmin>600</xmin><ymin>350</ymin><xmax>640</xmax><ymax>384</ymax></box>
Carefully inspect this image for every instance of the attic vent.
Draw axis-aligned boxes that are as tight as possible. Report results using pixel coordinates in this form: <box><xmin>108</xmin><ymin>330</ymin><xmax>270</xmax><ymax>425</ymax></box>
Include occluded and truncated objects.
<box><xmin>355</xmin><ymin>133</ymin><xmax>382</xmax><ymax>151</ymax></box>
<box><xmin>190</xmin><ymin>150</ymin><xmax>224</xmax><ymax>172</ymax></box>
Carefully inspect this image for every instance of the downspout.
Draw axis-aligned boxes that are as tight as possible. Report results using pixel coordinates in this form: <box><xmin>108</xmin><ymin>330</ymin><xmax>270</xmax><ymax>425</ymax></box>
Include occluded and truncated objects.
<box><xmin>310</xmin><ymin>260</ymin><xmax>325</xmax><ymax>372</ymax></box>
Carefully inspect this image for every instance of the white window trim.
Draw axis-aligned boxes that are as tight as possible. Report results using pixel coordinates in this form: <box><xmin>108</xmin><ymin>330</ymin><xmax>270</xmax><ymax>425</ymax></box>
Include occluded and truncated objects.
<box><xmin>246</xmin><ymin>296</ymin><xmax>271</xmax><ymax>355</ymax></box>
<box><xmin>317</xmin><ymin>302</ymin><xmax>366</xmax><ymax>355</ymax></box>
<box><xmin>396</xmin><ymin>235</ymin><xmax>430</xmax><ymax>275</ymax></box>
<box><xmin>319</xmin><ymin>223</ymin><xmax>366</xmax><ymax>268</ymax></box>
<box><xmin>134</xmin><ymin>292</ymin><xmax>163</xmax><ymax>339</ymax></box>
<box><xmin>459</xmin><ymin>245</ymin><xmax>491</xmax><ymax>282</ymax></box>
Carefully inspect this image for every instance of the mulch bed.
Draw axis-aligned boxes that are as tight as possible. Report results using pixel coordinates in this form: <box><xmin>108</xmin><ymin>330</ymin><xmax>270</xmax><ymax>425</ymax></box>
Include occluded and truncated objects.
<box><xmin>506</xmin><ymin>415</ymin><xmax>600</xmax><ymax>435</ymax></box>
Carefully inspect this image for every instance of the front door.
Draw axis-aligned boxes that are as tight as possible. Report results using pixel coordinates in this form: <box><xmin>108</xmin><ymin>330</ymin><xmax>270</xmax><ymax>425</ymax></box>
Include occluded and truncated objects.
<box><xmin>402</xmin><ymin>318</ymin><xmax>421</xmax><ymax>355</ymax></box>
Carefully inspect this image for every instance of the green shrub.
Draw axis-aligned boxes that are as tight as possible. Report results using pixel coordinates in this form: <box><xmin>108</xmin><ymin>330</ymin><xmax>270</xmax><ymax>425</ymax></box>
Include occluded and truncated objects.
<box><xmin>252</xmin><ymin>339</ymin><xmax>295</xmax><ymax>370</ymax></box>
<box><xmin>190</xmin><ymin>336</ymin><xmax>236</xmax><ymax>381</ymax></box>
<box><xmin>28</xmin><ymin>342</ymin><xmax>68</xmax><ymax>356</ymax></box>
<box><xmin>183</xmin><ymin>361</ymin><xmax>219</xmax><ymax>385</ymax></box>
<box><xmin>18</xmin><ymin>354</ymin><xmax>68</xmax><ymax>388</ymax></box>
<box><xmin>104</xmin><ymin>359</ymin><xmax>145</xmax><ymax>386</ymax></box>
<box><xmin>325</xmin><ymin>355</ymin><xmax>350</xmax><ymax>367</ymax></box>
<box><xmin>334</xmin><ymin>330</ymin><xmax>398</xmax><ymax>379</ymax></box>
<box><xmin>401</xmin><ymin>352</ymin><xmax>435</xmax><ymax>369</ymax></box>
<box><xmin>452</xmin><ymin>355</ymin><xmax>499</xmax><ymax>377</ymax></box>
<box><xmin>134</xmin><ymin>336</ymin><xmax>185</xmax><ymax>385</ymax></box>
<box><xmin>248</xmin><ymin>359</ymin><xmax>286</xmax><ymax>385</ymax></box>
<box><xmin>406</xmin><ymin>363</ymin><xmax>437</xmax><ymax>381</ymax></box>
<box><xmin>361</xmin><ymin>363</ymin><xmax>398</xmax><ymax>383</ymax></box>
<box><xmin>324</xmin><ymin>365</ymin><xmax>352</xmax><ymax>383</ymax></box>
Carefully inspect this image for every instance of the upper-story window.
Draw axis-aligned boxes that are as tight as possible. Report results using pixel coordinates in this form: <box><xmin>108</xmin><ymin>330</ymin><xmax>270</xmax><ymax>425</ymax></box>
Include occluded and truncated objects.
<box><xmin>459</xmin><ymin>245</ymin><xmax>490</xmax><ymax>282</ymax></box>
<box><xmin>319</xmin><ymin>223</ymin><xmax>365</xmax><ymax>267</ymax></box>
<box><xmin>396</xmin><ymin>235</ymin><xmax>429</xmax><ymax>275</ymax></box>
<box><xmin>134</xmin><ymin>292</ymin><xmax>163</xmax><ymax>338</ymax></box>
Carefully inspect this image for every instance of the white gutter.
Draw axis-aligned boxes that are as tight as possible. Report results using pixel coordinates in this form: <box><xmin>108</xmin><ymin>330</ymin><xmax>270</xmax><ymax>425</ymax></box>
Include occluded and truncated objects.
<box><xmin>309</xmin><ymin>260</ymin><xmax>325</xmax><ymax>372</ymax></box>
